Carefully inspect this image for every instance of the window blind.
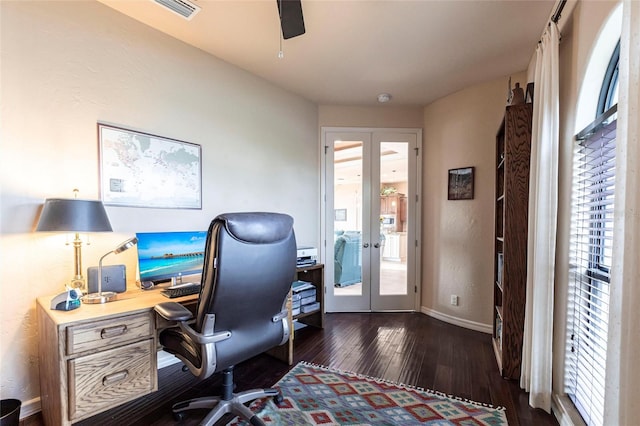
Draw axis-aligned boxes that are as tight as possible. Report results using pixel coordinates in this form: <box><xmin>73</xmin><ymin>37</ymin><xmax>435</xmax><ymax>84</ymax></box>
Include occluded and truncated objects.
<box><xmin>566</xmin><ymin>105</ymin><xmax>617</xmax><ymax>426</ymax></box>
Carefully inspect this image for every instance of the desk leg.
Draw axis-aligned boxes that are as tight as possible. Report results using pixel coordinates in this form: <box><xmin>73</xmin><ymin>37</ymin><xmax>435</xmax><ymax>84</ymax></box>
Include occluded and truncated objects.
<box><xmin>266</xmin><ymin>291</ymin><xmax>294</xmax><ymax>365</ymax></box>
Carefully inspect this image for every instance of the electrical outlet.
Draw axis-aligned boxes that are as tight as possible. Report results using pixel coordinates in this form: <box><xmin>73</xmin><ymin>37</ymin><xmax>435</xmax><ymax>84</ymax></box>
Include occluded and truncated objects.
<box><xmin>450</xmin><ymin>295</ymin><xmax>459</xmax><ymax>306</ymax></box>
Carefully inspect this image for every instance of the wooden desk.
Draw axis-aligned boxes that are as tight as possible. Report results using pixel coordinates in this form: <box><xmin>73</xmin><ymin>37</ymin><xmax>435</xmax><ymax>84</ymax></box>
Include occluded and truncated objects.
<box><xmin>36</xmin><ymin>288</ymin><xmax>198</xmax><ymax>426</ymax></box>
<box><xmin>36</xmin><ymin>264</ymin><xmax>324</xmax><ymax>425</ymax></box>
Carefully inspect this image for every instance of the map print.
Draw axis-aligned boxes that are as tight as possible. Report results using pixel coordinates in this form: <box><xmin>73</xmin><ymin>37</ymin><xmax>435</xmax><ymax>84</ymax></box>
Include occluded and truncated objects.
<box><xmin>99</xmin><ymin>125</ymin><xmax>201</xmax><ymax>209</ymax></box>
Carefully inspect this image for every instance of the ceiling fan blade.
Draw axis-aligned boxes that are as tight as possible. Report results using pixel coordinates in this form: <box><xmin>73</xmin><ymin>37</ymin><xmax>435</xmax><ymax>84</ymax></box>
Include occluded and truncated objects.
<box><xmin>277</xmin><ymin>0</ymin><xmax>306</xmax><ymax>39</ymax></box>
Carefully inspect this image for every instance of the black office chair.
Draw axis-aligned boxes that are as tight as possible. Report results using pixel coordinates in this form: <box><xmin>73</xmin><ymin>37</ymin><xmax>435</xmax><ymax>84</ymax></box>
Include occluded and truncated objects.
<box><xmin>154</xmin><ymin>212</ymin><xmax>296</xmax><ymax>425</ymax></box>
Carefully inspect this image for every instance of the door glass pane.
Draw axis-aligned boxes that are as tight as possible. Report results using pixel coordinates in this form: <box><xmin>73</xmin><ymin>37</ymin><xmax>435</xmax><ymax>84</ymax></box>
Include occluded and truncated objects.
<box><xmin>333</xmin><ymin>140</ymin><xmax>363</xmax><ymax>296</ymax></box>
<box><xmin>379</xmin><ymin>142</ymin><xmax>408</xmax><ymax>295</ymax></box>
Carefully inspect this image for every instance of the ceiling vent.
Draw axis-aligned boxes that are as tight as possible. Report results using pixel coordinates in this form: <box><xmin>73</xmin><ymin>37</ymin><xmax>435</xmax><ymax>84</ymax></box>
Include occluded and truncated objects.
<box><xmin>152</xmin><ymin>0</ymin><xmax>201</xmax><ymax>20</ymax></box>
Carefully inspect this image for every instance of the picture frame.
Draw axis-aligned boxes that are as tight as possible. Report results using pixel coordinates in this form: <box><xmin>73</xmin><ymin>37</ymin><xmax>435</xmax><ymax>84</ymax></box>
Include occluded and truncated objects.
<box><xmin>525</xmin><ymin>82</ymin><xmax>535</xmax><ymax>104</ymax></box>
<box><xmin>98</xmin><ymin>123</ymin><xmax>202</xmax><ymax>209</ymax></box>
<box><xmin>448</xmin><ymin>167</ymin><xmax>475</xmax><ymax>200</ymax></box>
<box><xmin>334</xmin><ymin>208</ymin><xmax>347</xmax><ymax>222</ymax></box>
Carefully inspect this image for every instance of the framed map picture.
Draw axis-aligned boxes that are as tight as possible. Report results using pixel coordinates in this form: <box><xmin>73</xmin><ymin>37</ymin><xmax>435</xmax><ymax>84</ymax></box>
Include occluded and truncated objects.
<box><xmin>98</xmin><ymin>123</ymin><xmax>202</xmax><ymax>209</ymax></box>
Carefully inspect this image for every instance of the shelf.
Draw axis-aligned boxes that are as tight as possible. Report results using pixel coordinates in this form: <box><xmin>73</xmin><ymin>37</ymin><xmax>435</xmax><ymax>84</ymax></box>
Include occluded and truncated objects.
<box><xmin>492</xmin><ymin>102</ymin><xmax>532</xmax><ymax>380</ymax></box>
<box><xmin>293</xmin><ymin>309</ymin><xmax>320</xmax><ymax>321</ymax></box>
<box><xmin>294</xmin><ymin>264</ymin><xmax>324</xmax><ymax>330</ymax></box>
<box><xmin>492</xmin><ymin>337</ymin><xmax>503</xmax><ymax>371</ymax></box>
<box><xmin>270</xmin><ymin>264</ymin><xmax>324</xmax><ymax>365</ymax></box>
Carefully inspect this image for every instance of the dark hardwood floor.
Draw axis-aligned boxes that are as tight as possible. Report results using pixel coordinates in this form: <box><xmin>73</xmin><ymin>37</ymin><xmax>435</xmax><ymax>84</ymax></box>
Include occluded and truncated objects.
<box><xmin>25</xmin><ymin>313</ymin><xmax>558</xmax><ymax>425</ymax></box>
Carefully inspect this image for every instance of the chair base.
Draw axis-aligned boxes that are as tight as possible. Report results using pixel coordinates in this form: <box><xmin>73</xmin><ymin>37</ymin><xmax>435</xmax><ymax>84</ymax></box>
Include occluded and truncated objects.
<box><xmin>172</xmin><ymin>387</ymin><xmax>280</xmax><ymax>426</ymax></box>
<box><xmin>172</xmin><ymin>367</ymin><xmax>281</xmax><ymax>426</ymax></box>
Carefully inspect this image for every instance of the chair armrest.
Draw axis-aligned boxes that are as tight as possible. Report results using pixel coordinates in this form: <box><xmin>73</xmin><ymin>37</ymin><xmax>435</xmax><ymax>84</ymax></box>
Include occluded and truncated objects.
<box><xmin>155</xmin><ymin>305</ymin><xmax>231</xmax><ymax>344</ymax></box>
<box><xmin>155</xmin><ymin>302</ymin><xmax>194</xmax><ymax>322</ymax></box>
<box><xmin>177</xmin><ymin>320</ymin><xmax>232</xmax><ymax>345</ymax></box>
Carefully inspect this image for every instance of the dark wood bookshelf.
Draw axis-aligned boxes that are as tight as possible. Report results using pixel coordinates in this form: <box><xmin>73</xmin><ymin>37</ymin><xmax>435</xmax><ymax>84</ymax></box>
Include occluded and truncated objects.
<box><xmin>493</xmin><ymin>103</ymin><xmax>533</xmax><ymax>379</ymax></box>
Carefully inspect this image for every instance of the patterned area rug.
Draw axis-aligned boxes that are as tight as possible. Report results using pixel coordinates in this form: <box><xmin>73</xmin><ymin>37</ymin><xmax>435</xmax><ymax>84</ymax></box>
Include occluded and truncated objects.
<box><xmin>229</xmin><ymin>361</ymin><xmax>507</xmax><ymax>425</ymax></box>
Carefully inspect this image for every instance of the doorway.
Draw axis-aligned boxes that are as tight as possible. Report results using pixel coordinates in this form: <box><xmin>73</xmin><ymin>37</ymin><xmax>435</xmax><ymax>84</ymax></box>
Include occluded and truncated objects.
<box><xmin>322</xmin><ymin>128</ymin><xmax>421</xmax><ymax>312</ymax></box>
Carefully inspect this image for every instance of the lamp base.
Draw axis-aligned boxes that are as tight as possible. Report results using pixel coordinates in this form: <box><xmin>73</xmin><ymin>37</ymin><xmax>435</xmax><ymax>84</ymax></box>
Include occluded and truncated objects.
<box><xmin>82</xmin><ymin>291</ymin><xmax>117</xmax><ymax>304</ymax></box>
<box><xmin>70</xmin><ymin>277</ymin><xmax>86</xmax><ymax>293</ymax></box>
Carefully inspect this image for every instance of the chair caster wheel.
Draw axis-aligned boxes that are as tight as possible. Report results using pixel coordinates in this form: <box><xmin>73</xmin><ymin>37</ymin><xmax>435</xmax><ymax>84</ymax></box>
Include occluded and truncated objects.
<box><xmin>173</xmin><ymin>411</ymin><xmax>186</xmax><ymax>421</ymax></box>
<box><xmin>274</xmin><ymin>393</ymin><xmax>284</xmax><ymax>405</ymax></box>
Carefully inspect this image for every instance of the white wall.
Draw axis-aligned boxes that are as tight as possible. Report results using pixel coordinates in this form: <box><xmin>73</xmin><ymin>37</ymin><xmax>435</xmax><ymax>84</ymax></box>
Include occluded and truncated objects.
<box><xmin>0</xmin><ymin>1</ymin><xmax>318</xmax><ymax>411</ymax></box>
<box><xmin>421</xmin><ymin>72</ymin><xmax>527</xmax><ymax>330</ymax></box>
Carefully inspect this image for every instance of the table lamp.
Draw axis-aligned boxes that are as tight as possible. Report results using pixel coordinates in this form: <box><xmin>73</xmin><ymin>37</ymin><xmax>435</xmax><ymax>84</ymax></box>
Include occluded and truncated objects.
<box><xmin>82</xmin><ymin>237</ymin><xmax>137</xmax><ymax>304</ymax></box>
<box><xmin>36</xmin><ymin>195</ymin><xmax>113</xmax><ymax>292</ymax></box>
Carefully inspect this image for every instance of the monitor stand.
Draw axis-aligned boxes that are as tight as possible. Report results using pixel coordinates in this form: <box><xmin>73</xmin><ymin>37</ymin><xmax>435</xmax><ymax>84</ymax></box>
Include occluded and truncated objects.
<box><xmin>168</xmin><ymin>275</ymin><xmax>199</xmax><ymax>288</ymax></box>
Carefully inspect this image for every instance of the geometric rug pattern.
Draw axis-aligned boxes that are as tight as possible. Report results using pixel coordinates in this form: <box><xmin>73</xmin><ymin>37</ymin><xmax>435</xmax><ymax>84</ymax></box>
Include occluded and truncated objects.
<box><xmin>229</xmin><ymin>361</ymin><xmax>507</xmax><ymax>425</ymax></box>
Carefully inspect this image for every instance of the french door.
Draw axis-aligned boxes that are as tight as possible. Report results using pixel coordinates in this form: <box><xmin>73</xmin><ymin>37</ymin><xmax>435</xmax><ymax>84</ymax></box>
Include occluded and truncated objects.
<box><xmin>322</xmin><ymin>128</ymin><xmax>421</xmax><ymax>312</ymax></box>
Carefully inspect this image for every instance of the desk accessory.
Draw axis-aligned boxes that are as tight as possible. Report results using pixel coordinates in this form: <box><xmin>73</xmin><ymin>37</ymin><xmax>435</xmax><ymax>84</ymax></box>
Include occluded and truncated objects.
<box><xmin>50</xmin><ymin>289</ymin><xmax>81</xmax><ymax>311</ymax></box>
<box><xmin>160</xmin><ymin>282</ymin><xmax>201</xmax><ymax>298</ymax></box>
<box><xmin>36</xmin><ymin>190</ymin><xmax>113</xmax><ymax>292</ymax></box>
<box><xmin>138</xmin><ymin>280</ymin><xmax>155</xmax><ymax>290</ymax></box>
<box><xmin>87</xmin><ymin>265</ymin><xmax>126</xmax><ymax>293</ymax></box>
<box><xmin>82</xmin><ymin>237</ymin><xmax>137</xmax><ymax>304</ymax></box>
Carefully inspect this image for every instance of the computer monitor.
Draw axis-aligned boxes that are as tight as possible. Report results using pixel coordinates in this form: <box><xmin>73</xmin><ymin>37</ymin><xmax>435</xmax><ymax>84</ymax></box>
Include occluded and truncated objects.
<box><xmin>135</xmin><ymin>231</ymin><xmax>207</xmax><ymax>284</ymax></box>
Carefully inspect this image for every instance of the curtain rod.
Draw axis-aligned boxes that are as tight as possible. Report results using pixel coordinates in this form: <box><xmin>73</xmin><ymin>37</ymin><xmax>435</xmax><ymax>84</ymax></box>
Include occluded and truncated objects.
<box><xmin>551</xmin><ymin>0</ymin><xmax>567</xmax><ymax>24</ymax></box>
<box><xmin>538</xmin><ymin>0</ymin><xmax>567</xmax><ymax>43</ymax></box>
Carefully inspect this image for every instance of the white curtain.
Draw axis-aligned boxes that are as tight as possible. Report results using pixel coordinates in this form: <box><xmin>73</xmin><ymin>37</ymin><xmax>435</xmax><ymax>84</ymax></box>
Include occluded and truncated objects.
<box><xmin>519</xmin><ymin>22</ymin><xmax>559</xmax><ymax>412</ymax></box>
<box><xmin>604</xmin><ymin>0</ymin><xmax>640</xmax><ymax>424</ymax></box>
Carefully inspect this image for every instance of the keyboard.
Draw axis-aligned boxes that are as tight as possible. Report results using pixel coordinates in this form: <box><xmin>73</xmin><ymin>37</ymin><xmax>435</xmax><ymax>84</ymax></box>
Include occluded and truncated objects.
<box><xmin>161</xmin><ymin>283</ymin><xmax>201</xmax><ymax>298</ymax></box>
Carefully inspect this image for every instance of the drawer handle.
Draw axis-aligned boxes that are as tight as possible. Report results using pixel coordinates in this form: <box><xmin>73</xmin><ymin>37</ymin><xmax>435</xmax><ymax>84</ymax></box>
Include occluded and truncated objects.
<box><xmin>102</xmin><ymin>370</ymin><xmax>129</xmax><ymax>386</ymax></box>
<box><xmin>100</xmin><ymin>325</ymin><xmax>128</xmax><ymax>339</ymax></box>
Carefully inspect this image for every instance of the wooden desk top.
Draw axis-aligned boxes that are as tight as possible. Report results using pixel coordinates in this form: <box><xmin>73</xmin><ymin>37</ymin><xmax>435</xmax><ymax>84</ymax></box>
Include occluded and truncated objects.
<box><xmin>37</xmin><ymin>287</ymin><xmax>198</xmax><ymax>326</ymax></box>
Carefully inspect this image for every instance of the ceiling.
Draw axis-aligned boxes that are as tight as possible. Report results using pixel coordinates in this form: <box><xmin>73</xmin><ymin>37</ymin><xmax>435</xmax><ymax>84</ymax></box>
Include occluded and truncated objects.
<box><xmin>98</xmin><ymin>0</ymin><xmax>556</xmax><ymax>107</ymax></box>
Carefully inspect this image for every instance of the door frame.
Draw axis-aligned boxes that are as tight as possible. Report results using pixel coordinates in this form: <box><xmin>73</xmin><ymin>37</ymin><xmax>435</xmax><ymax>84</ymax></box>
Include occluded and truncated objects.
<box><xmin>320</xmin><ymin>127</ymin><xmax>423</xmax><ymax>312</ymax></box>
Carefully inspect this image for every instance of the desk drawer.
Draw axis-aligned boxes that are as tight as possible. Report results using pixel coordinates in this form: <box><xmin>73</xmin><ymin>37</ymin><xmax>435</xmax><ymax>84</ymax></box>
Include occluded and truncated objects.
<box><xmin>66</xmin><ymin>312</ymin><xmax>153</xmax><ymax>355</ymax></box>
<box><xmin>68</xmin><ymin>338</ymin><xmax>156</xmax><ymax>421</ymax></box>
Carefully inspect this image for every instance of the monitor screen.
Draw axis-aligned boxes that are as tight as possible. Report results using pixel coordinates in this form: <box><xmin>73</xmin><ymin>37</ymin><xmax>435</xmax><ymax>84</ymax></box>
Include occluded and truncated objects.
<box><xmin>136</xmin><ymin>231</ymin><xmax>207</xmax><ymax>283</ymax></box>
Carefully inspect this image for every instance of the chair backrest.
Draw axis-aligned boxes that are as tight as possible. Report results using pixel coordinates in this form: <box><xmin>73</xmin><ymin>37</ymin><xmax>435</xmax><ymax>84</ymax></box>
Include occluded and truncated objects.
<box><xmin>196</xmin><ymin>212</ymin><xmax>297</xmax><ymax>371</ymax></box>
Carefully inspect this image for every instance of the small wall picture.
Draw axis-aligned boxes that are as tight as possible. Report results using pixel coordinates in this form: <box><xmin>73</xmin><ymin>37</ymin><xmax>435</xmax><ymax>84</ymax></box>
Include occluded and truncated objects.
<box><xmin>448</xmin><ymin>167</ymin><xmax>475</xmax><ymax>200</ymax></box>
<box><xmin>334</xmin><ymin>208</ymin><xmax>347</xmax><ymax>221</ymax></box>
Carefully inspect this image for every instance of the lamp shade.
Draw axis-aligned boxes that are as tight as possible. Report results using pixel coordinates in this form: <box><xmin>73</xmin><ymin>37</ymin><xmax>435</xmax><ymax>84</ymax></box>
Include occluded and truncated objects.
<box><xmin>36</xmin><ymin>198</ymin><xmax>113</xmax><ymax>232</ymax></box>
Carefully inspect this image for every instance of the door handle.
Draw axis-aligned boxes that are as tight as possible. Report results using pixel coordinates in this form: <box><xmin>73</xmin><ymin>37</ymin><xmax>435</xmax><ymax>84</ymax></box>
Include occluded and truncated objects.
<box><xmin>363</xmin><ymin>243</ymin><xmax>370</xmax><ymax>248</ymax></box>
<box><xmin>374</xmin><ymin>243</ymin><xmax>380</xmax><ymax>248</ymax></box>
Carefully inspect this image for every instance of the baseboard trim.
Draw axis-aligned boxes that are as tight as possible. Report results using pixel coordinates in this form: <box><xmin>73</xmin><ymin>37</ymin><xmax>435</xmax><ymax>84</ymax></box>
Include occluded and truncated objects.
<box><xmin>18</xmin><ymin>396</ymin><xmax>41</xmax><ymax>420</ymax></box>
<box><xmin>420</xmin><ymin>307</ymin><xmax>492</xmax><ymax>334</ymax></box>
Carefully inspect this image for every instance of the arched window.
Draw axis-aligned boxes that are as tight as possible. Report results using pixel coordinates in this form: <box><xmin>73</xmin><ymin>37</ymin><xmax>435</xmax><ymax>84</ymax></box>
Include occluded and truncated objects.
<box><xmin>566</xmin><ymin>28</ymin><xmax>620</xmax><ymax>426</ymax></box>
<box><xmin>597</xmin><ymin>39</ymin><xmax>620</xmax><ymax>115</ymax></box>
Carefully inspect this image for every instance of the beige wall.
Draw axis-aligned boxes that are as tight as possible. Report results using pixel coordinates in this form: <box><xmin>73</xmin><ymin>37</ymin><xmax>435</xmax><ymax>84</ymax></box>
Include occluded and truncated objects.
<box><xmin>0</xmin><ymin>1</ymin><xmax>318</xmax><ymax>412</ymax></box>
<box><xmin>422</xmin><ymin>72</ymin><xmax>527</xmax><ymax>329</ymax></box>
<box><xmin>319</xmin><ymin>106</ymin><xmax>424</xmax><ymax>129</ymax></box>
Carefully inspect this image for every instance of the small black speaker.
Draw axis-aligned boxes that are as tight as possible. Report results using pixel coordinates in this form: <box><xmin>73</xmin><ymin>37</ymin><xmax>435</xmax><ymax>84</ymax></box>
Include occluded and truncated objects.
<box><xmin>277</xmin><ymin>0</ymin><xmax>305</xmax><ymax>39</ymax></box>
<box><xmin>87</xmin><ymin>265</ymin><xmax>127</xmax><ymax>293</ymax></box>
<box><xmin>139</xmin><ymin>280</ymin><xmax>155</xmax><ymax>290</ymax></box>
